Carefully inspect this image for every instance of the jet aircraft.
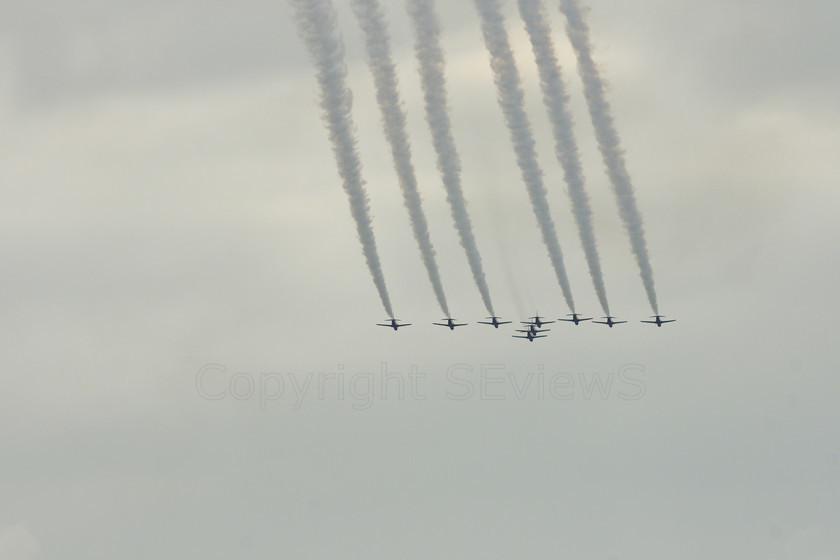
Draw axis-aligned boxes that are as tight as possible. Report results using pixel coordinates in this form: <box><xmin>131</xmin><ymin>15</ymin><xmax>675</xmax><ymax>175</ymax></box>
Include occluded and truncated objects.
<box><xmin>640</xmin><ymin>315</ymin><xmax>676</xmax><ymax>327</ymax></box>
<box><xmin>433</xmin><ymin>318</ymin><xmax>467</xmax><ymax>330</ymax></box>
<box><xmin>522</xmin><ymin>315</ymin><xmax>555</xmax><ymax>328</ymax></box>
<box><xmin>558</xmin><ymin>313</ymin><xmax>592</xmax><ymax>326</ymax></box>
<box><xmin>513</xmin><ymin>329</ymin><xmax>547</xmax><ymax>342</ymax></box>
<box><xmin>516</xmin><ymin>324</ymin><xmax>549</xmax><ymax>336</ymax></box>
<box><xmin>377</xmin><ymin>319</ymin><xmax>411</xmax><ymax>330</ymax></box>
<box><xmin>593</xmin><ymin>316</ymin><xmax>627</xmax><ymax>328</ymax></box>
<box><xmin>477</xmin><ymin>316</ymin><xmax>512</xmax><ymax>328</ymax></box>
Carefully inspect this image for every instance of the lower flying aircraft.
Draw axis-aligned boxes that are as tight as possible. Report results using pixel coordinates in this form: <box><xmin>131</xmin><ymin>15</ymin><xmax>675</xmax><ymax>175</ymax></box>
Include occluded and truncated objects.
<box><xmin>641</xmin><ymin>315</ymin><xmax>676</xmax><ymax>327</ymax></box>
<box><xmin>558</xmin><ymin>313</ymin><xmax>592</xmax><ymax>325</ymax></box>
<box><xmin>522</xmin><ymin>315</ymin><xmax>554</xmax><ymax>328</ymax></box>
<box><xmin>477</xmin><ymin>316</ymin><xmax>512</xmax><ymax>328</ymax></box>
<box><xmin>377</xmin><ymin>318</ymin><xmax>411</xmax><ymax>330</ymax></box>
<box><xmin>433</xmin><ymin>317</ymin><xmax>467</xmax><ymax>330</ymax></box>
<box><xmin>593</xmin><ymin>316</ymin><xmax>627</xmax><ymax>328</ymax></box>
<box><xmin>513</xmin><ymin>329</ymin><xmax>547</xmax><ymax>342</ymax></box>
<box><xmin>517</xmin><ymin>324</ymin><xmax>549</xmax><ymax>336</ymax></box>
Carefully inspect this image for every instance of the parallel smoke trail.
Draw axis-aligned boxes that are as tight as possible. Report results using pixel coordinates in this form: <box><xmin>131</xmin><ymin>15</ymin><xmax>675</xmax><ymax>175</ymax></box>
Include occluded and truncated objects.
<box><xmin>351</xmin><ymin>0</ymin><xmax>450</xmax><ymax>317</ymax></box>
<box><xmin>516</xmin><ymin>0</ymin><xmax>609</xmax><ymax>315</ymax></box>
<box><xmin>558</xmin><ymin>0</ymin><xmax>659</xmax><ymax>314</ymax></box>
<box><xmin>473</xmin><ymin>0</ymin><xmax>576</xmax><ymax>312</ymax></box>
<box><xmin>290</xmin><ymin>0</ymin><xmax>394</xmax><ymax>317</ymax></box>
<box><xmin>406</xmin><ymin>0</ymin><xmax>495</xmax><ymax>316</ymax></box>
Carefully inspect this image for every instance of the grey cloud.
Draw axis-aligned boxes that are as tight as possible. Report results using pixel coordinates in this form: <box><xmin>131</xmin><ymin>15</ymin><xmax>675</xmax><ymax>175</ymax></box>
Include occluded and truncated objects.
<box><xmin>2</xmin><ymin>0</ymin><xmax>839</xmax><ymax>558</ymax></box>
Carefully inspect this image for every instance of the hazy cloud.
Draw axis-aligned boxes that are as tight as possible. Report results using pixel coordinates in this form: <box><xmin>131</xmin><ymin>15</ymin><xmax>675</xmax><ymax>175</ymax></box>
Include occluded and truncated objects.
<box><xmin>1</xmin><ymin>1</ymin><xmax>838</xmax><ymax>558</ymax></box>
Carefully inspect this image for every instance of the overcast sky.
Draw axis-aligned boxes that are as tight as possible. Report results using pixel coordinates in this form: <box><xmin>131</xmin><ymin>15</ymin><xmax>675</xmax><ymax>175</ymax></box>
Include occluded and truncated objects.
<box><xmin>2</xmin><ymin>0</ymin><xmax>839</xmax><ymax>558</ymax></box>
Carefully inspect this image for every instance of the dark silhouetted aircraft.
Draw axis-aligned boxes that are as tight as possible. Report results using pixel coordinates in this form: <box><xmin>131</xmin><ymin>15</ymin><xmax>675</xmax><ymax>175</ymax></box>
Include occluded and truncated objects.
<box><xmin>433</xmin><ymin>318</ymin><xmax>467</xmax><ymax>330</ymax></box>
<box><xmin>377</xmin><ymin>319</ymin><xmax>411</xmax><ymax>330</ymax></box>
<box><xmin>593</xmin><ymin>316</ymin><xmax>627</xmax><ymax>328</ymax></box>
<box><xmin>513</xmin><ymin>329</ymin><xmax>547</xmax><ymax>342</ymax></box>
<box><xmin>641</xmin><ymin>315</ymin><xmax>676</xmax><ymax>327</ymax></box>
<box><xmin>516</xmin><ymin>324</ymin><xmax>549</xmax><ymax>336</ymax></box>
<box><xmin>477</xmin><ymin>316</ymin><xmax>512</xmax><ymax>328</ymax></box>
<box><xmin>522</xmin><ymin>315</ymin><xmax>554</xmax><ymax>328</ymax></box>
<box><xmin>558</xmin><ymin>313</ymin><xmax>592</xmax><ymax>325</ymax></box>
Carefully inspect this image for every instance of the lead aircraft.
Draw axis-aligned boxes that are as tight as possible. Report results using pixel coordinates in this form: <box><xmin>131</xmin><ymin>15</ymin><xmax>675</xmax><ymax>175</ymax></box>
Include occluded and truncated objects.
<box><xmin>377</xmin><ymin>318</ymin><xmax>411</xmax><ymax>331</ymax></box>
<box><xmin>593</xmin><ymin>316</ymin><xmax>627</xmax><ymax>328</ymax></box>
<box><xmin>640</xmin><ymin>315</ymin><xmax>676</xmax><ymax>327</ymax></box>
<box><xmin>558</xmin><ymin>313</ymin><xmax>592</xmax><ymax>326</ymax></box>
<box><xmin>477</xmin><ymin>316</ymin><xmax>512</xmax><ymax>328</ymax></box>
<box><xmin>433</xmin><ymin>318</ymin><xmax>468</xmax><ymax>330</ymax></box>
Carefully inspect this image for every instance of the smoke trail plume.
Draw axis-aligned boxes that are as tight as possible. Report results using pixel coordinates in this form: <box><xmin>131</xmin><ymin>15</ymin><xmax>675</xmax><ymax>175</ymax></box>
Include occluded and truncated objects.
<box><xmin>290</xmin><ymin>0</ymin><xmax>394</xmax><ymax>317</ymax></box>
<box><xmin>350</xmin><ymin>0</ymin><xmax>450</xmax><ymax>317</ymax></box>
<box><xmin>516</xmin><ymin>0</ymin><xmax>609</xmax><ymax>315</ymax></box>
<box><xmin>558</xmin><ymin>0</ymin><xmax>659</xmax><ymax>314</ymax></box>
<box><xmin>473</xmin><ymin>0</ymin><xmax>576</xmax><ymax>313</ymax></box>
<box><xmin>406</xmin><ymin>0</ymin><xmax>495</xmax><ymax>316</ymax></box>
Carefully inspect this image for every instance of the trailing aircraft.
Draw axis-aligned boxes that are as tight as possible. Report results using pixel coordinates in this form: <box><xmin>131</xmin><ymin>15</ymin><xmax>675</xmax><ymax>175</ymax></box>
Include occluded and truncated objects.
<box><xmin>513</xmin><ymin>329</ymin><xmax>547</xmax><ymax>342</ymax></box>
<box><xmin>516</xmin><ymin>324</ymin><xmax>549</xmax><ymax>336</ymax></box>
<box><xmin>522</xmin><ymin>315</ymin><xmax>554</xmax><ymax>328</ymax></box>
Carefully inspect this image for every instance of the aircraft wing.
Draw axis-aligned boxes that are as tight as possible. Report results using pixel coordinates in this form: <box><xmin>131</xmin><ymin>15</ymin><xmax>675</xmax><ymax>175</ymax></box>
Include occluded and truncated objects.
<box><xmin>640</xmin><ymin>320</ymin><xmax>656</xmax><ymax>324</ymax></box>
<box><xmin>557</xmin><ymin>318</ymin><xmax>575</xmax><ymax>322</ymax></box>
<box><xmin>592</xmin><ymin>320</ymin><xmax>608</xmax><ymax>325</ymax></box>
<box><xmin>432</xmin><ymin>323</ymin><xmax>447</xmax><ymax>327</ymax></box>
<box><xmin>398</xmin><ymin>323</ymin><xmax>411</xmax><ymax>327</ymax></box>
<box><xmin>661</xmin><ymin>319</ymin><xmax>676</xmax><ymax>323</ymax></box>
<box><xmin>534</xmin><ymin>335</ymin><xmax>547</xmax><ymax>339</ymax></box>
<box><xmin>497</xmin><ymin>321</ymin><xmax>512</xmax><ymax>325</ymax></box>
<box><xmin>614</xmin><ymin>321</ymin><xmax>627</xmax><ymax>324</ymax></box>
<box><xmin>376</xmin><ymin>323</ymin><xmax>391</xmax><ymax>327</ymax></box>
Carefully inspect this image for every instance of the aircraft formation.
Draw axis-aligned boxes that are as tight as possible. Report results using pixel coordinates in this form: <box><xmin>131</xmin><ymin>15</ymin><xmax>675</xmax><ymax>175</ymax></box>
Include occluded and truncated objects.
<box><xmin>293</xmin><ymin>0</ymin><xmax>672</xmax><ymax>326</ymax></box>
<box><xmin>378</xmin><ymin>314</ymin><xmax>675</xmax><ymax>341</ymax></box>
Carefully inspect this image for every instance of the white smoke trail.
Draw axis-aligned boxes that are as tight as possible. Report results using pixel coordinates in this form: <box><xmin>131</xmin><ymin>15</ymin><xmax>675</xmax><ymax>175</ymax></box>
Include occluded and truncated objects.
<box><xmin>473</xmin><ymin>0</ymin><xmax>576</xmax><ymax>313</ymax></box>
<box><xmin>406</xmin><ymin>0</ymin><xmax>495</xmax><ymax>316</ymax></box>
<box><xmin>516</xmin><ymin>0</ymin><xmax>610</xmax><ymax>315</ymax></box>
<box><xmin>290</xmin><ymin>0</ymin><xmax>394</xmax><ymax>317</ymax></box>
<box><xmin>558</xmin><ymin>0</ymin><xmax>659</xmax><ymax>314</ymax></box>
<box><xmin>350</xmin><ymin>0</ymin><xmax>450</xmax><ymax>317</ymax></box>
